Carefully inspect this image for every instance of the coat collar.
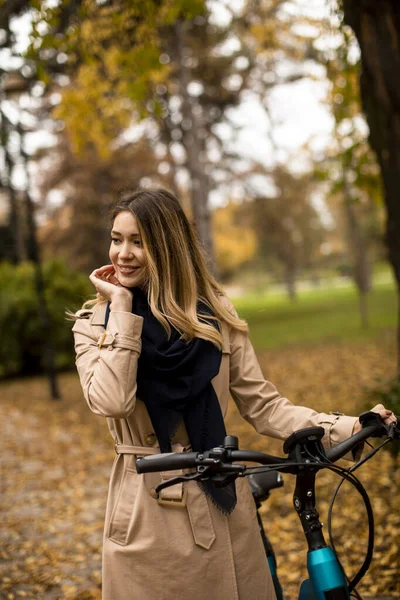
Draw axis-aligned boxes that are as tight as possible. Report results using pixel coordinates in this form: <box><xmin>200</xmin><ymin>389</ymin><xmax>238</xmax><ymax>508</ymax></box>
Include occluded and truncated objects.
<box><xmin>90</xmin><ymin>302</ymin><xmax>108</xmax><ymax>325</ymax></box>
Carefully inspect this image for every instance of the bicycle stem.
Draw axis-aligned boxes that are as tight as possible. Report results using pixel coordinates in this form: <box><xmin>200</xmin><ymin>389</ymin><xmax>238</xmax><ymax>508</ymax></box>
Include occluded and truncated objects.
<box><xmin>293</xmin><ymin>467</ymin><xmax>327</xmax><ymax>552</ymax></box>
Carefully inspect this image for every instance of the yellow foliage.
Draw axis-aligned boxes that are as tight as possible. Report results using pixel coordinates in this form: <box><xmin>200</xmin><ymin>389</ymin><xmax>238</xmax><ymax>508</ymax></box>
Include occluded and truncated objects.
<box><xmin>213</xmin><ymin>203</ymin><xmax>257</xmax><ymax>275</ymax></box>
<box><xmin>41</xmin><ymin>0</ymin><xmax>204</xmax><ymax>158</ymax></box>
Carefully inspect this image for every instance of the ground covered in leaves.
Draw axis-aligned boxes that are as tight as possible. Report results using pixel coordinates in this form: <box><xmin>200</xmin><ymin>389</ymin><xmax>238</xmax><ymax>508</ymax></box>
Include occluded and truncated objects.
<box><xmin>0</xmin><ymin>335</ymin><xmax>399</xmax><ymax>599</ymax></box>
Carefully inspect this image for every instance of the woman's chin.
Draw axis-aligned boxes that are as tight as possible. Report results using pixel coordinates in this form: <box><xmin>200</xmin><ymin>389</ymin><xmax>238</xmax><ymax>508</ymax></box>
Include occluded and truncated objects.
<box><xmin>117</xmin><ymin>269</ymin><xmax>138</xmax><ymax>281</ymax></box>
<box><xmin>118</xmin><ymin>271</ymin><xmax>147</xmax><ymax>289</ymax></box>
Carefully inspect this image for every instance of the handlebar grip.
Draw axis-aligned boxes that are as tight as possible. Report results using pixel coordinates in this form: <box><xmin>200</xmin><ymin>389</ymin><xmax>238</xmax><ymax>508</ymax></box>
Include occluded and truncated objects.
<box><xmin>326</xmin><ymin>421</ymin><xmax>391</xmax><ymax>463</ymax></box>
<box><xmin>358</xmin><ymin>410</ymin><xmax>388</xmax><ymax>436</ymax></box>
<box><xmin>136</xmin><ymin>452</ymin><xmax>198</xmax><ymax>474</ymax></box>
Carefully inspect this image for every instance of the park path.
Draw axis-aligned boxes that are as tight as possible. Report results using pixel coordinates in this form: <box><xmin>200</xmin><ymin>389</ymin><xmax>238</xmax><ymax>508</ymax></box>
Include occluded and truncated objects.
<box><xmin>0</xmin><ymin>376</ymin><xmax>110</xmax><ymax>599</ymax></box>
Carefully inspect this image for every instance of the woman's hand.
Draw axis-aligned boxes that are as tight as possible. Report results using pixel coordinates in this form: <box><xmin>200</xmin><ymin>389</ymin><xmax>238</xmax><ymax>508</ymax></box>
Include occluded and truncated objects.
<box><xmin>89</xmin><ymin>265</ymin><xmax>132</xmax><ymax>312</ymax></box>
<box><xmin>353</xmin><ymin>403</ymin><xmax>397</xmax><ymax>434</ymax></box>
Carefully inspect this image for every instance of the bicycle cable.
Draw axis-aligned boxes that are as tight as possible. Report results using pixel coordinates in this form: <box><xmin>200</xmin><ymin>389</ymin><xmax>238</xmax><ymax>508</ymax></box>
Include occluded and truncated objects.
<box><xmin>327</xmin><ymin>474</ymin><xmax>365</xmax><ymax>598</ymax></box>
<box><xmin>243</xmin><ymin>462</ymin><xmax>307</xmax><ymax>476</ymax></box>
<box><xmin>326</xmin><ymin>438</ymin><xmax>392</xmax><ymax>596</ymax></box>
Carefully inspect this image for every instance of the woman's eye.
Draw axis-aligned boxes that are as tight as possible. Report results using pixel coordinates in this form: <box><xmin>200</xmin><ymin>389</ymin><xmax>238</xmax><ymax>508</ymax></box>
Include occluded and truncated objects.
<box><xmin>111</xmin><ymin>237</ymin><xmax>141</xmax><ymax>247</ymax></box>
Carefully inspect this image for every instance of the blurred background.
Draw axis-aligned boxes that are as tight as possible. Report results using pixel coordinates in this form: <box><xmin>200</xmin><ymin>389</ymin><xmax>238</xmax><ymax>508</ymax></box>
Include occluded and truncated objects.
<box><xmin>0</xmin><ymin>1</ymin><xmax>399</xmax><ymax>599</ymax></box>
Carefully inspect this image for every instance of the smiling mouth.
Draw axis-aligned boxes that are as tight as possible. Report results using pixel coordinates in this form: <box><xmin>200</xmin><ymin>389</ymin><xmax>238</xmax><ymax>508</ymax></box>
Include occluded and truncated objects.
<box><xmin>118</xmin><ymin>266</ymin><xmax>140</xmax><ymax>275</ymax></box>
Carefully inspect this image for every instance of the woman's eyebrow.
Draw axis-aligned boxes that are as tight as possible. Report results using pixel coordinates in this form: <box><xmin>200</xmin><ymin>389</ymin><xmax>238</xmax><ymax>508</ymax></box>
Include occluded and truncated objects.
<box><xmin>111</xmin><ymin>230</ymin><xmax>141</xmax><ymax>237</ymax></box>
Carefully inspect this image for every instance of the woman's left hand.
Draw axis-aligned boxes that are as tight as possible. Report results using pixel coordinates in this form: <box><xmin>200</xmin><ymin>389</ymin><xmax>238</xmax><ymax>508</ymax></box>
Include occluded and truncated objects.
<box><xmin>353</xmin><ymin>403</ymin><xmax>397</xmax><ymax>434</ymax></box>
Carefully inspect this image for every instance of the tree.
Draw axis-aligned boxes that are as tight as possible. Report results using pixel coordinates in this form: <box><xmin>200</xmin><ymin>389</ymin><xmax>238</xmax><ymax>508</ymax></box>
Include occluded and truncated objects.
<box><xmin>0</xmin><ymin>74</ymin><xmax>28</xmax><ymax>263</ymax></box>
<box><xmin>317</xmin><ymin>28</ymin><xmax>385</xmax><ymax>328</ymax></box>
<box><xmin>248</xmin><ymin>166</ymin><xmax>325</xmax><ymax>301</ymax></box>
<box><xmin>342</xmin><ymin>0</ymin><xmax>400</xmax><ymax>370</ymax></box>
<box><xmin>0</xmin><ymin>0</ymin><xmax>82</xmax><ymax>398</ymax></box>
<box><xmin>0</xmin><ymin>64</ymin><xmax>61</xmax><ymax>399</ymax></box>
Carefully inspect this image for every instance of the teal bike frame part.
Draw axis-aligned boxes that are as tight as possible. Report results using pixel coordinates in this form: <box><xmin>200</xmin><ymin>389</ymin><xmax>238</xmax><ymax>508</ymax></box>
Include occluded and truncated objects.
<box><xmin>298</xmin><ymin>547</ymin><xmax>349</xmax><ymax>600</ymax></box>
<box><xmin>267</xmin><ymin>556</ymin><xmax>284</xmax><ymax>600</ymax></box>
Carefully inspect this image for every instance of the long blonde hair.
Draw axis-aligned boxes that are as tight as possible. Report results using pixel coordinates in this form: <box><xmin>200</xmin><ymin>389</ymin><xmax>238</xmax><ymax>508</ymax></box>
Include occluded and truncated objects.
<box><xmin>74</xmin><ymin>186</ymin><xmax>248</xmax><ymax>349</ymax></box>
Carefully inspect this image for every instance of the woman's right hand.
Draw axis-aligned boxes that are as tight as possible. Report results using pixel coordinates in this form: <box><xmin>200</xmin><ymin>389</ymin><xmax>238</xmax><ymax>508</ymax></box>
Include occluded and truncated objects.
<box><xmin>89</xmin><ymin>265</ymin><xmax>133</xmax><ymax>311</ymax></box>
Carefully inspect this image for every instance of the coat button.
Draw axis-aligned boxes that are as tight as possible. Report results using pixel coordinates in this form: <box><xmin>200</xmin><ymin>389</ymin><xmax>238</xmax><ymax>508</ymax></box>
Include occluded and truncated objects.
<box><xmin>145</xmin><ymin>432</ymin><xmax>157</xmax><ymax>446</ymax></box>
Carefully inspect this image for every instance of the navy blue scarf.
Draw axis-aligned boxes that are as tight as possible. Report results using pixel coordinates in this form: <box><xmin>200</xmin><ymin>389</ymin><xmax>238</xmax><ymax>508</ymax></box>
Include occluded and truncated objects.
<box><xmin>104</xmin><ymin>288</ymin><xmax>237</xmax><ymax>514</ymax></box>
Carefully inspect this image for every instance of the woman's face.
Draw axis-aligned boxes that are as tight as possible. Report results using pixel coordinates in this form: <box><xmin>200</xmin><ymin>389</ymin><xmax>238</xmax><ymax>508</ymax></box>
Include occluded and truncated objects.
<box><xmin>109</xmin><ymin>211</ymin><xmax>148</xmax><ymax>289</ymax></box>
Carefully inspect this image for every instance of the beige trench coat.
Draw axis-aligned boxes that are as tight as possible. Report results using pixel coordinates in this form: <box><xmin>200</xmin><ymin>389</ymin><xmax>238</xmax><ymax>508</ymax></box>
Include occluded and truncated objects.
<box><xmin>72</xmin><ymin>297</ymin><xmax>358</xmax><ymax>600</ymax></box>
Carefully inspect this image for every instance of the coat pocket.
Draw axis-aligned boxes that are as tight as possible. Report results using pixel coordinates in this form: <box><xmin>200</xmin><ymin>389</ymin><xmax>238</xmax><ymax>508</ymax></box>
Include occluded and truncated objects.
<box><xmin>108</xmin><ymin>468</ymin><xmax>139</xmax><ymax>545</ymax></box>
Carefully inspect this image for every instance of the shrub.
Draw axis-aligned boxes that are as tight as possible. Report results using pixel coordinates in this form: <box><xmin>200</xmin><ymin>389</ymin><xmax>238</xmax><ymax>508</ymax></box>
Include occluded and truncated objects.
<box><xmin>0</xmin><ymin>260</ymin><xmax>91</xmax><ymax>377</ymax></box>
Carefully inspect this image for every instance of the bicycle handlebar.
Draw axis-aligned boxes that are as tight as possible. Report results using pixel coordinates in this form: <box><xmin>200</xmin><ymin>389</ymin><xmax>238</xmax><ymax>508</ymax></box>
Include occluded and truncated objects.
<box><xmin>136</xmin><ymin>413</ymin><xmax>399</xmax><ymax>476</ymax></box>
<box><xmin>136</xmin><ymin>449</ymin><xmax>291</xmax><ymax>474</ymax></box>
<box><xmin>137</xmin><ymin>451</ymin><xmax>199</xmax><ymax>473</ymax></box>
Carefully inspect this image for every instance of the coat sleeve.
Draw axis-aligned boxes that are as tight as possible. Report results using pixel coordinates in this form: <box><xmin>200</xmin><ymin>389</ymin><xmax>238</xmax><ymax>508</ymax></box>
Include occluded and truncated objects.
<box><xmin>72</xmin><ymin>309</ymin><xmax>143</xmax><ymax>418</ymax></box>
<box><xmin>225</xmin><ymin>301</ymin><xmax>359</xmax><ymax>454</ymax></box>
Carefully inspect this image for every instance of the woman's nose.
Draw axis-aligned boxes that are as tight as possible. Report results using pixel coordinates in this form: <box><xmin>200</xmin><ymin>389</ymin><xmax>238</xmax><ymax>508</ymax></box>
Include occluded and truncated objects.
<box><xmin>119</xmin><ymin>244</ymin><xmax>133</xmax><ymax>258</ymax></box>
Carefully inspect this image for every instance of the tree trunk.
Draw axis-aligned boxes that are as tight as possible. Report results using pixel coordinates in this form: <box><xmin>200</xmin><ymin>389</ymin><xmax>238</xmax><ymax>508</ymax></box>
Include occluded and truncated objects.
<box><xmin>397</xmin><ymin>288</ymin><xmax>400</xmax><ymax>374</ymax></box>
<box><xmin>158</xmin><ymin>116</ymin><xmax>181</xmax><ymax>200</ymax></box>
<box><xmin>343</xmin><ymin>0</ymin><xmax>400</xmax><ymax>368</ymax></box>
<box><xmin>18</xmin><ymin>122</ymin><xmax>61</xmax><ymax>400</ymax></box>
<box><xmin>173</xmin><ymin>19</ymin><xmax>215</xmax><ymax>270</ymax></box>
<box><xmin>0</xmin><ymin>104</ymin><xmax>26</xmax><ymax>262</ymax></box>
<box><xmin>359</xmin><ymin>291</ymin><xmax>369</xmax><ymax>330</ymax></box>
<box><xmin>285</xmin><ymin>262</ymin><xmax>297</xmax><ymax>302</ymax></box>
<box><xmin>342</xmin><ymin>165</ymin><xmax>371</xmax><ymax>329</ymax></box>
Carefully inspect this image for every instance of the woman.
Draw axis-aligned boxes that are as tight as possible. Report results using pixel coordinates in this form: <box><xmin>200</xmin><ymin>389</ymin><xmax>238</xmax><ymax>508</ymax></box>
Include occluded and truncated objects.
<box><xmin>72</xmin><ymin>187</ymin><xmax>395</xmax><ymax>600</ymax></box>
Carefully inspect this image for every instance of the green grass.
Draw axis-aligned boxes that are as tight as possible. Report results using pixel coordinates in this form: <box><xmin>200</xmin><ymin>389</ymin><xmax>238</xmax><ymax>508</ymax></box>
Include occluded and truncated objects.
<box><xmin>231</xmin><ymin>281</ymin><xmax>397</xmax><ymax>351</ymax></box>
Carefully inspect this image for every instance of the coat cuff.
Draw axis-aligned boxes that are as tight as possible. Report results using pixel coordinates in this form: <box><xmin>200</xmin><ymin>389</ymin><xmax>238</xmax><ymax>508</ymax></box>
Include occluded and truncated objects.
<box><xmin>327</xmin><ymin>414</ymin><xmax>363</xmax><ymax>461</ymax></box>
<box><xmin>97</xmin><ymin>311</ymin><xmax>143</xmax><ymax>352</ymax></box>
<box><xmin>107</xmin><ymin>311</ymin><xmax>144</xmax><ymax>335</ymax></box>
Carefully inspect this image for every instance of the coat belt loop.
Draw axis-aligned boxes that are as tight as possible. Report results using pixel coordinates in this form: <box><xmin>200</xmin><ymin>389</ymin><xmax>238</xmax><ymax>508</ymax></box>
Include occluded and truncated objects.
<box><xmin>158</xmin><ymin>476</ymin><xmax>187</xmax><ymax>506</ymax></box>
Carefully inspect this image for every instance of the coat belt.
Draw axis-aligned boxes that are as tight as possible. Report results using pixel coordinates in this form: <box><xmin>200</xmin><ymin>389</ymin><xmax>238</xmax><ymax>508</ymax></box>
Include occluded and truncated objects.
<box><xmin>114</xmin><ymin>441</ymin><xmax>188</xmax><ymax>501</ymax></box>
<box><xmin>114</xmin><ymin>441</ymin><xmax>216</xmax><ymax>550</ymax></box>
<box><xmin>115</xmin><ymin>442</ymin><xmax>174</xmax><ymax>456</ymax></box>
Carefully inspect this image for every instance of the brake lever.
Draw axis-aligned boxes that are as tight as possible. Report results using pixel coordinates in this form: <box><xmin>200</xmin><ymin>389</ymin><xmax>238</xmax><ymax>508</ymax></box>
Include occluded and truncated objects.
<box><xmin>155</xmin><ymin>469</ymin><xmax>212</xmax><ymax>495</ymax></box>
<box><xmin>388</xmin><ymin>420</ymin><xmax>400</xmax><ymax>440</ymax></box>
<box><xmin>155</xmin><ymin>461</ymin><xmax>246</xmax><ymax>495</ymax></box>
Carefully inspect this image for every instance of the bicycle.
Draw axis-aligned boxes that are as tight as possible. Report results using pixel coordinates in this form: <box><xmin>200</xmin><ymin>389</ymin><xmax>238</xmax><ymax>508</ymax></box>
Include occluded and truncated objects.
<box><xmin>248</xmin><ymin>467</ymin><xmax>284</xmax><ymax>599</ymax></box>
<box><xmin>136</xmin><ymin>411</ymin><xmax>399</xmax><ymax>599</ymax></box>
